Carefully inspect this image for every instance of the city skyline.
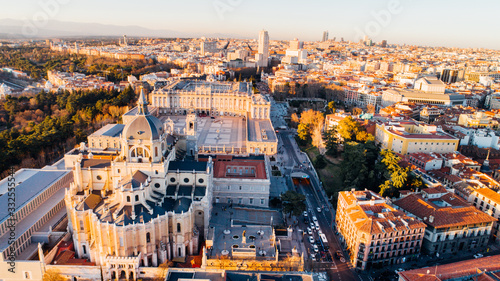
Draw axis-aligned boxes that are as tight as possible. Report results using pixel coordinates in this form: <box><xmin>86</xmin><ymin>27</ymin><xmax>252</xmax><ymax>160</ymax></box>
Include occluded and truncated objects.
<box><xmin>0</xmin><ymin>0</ymin><xmax>499</xmax><ymax>49</ymax></box>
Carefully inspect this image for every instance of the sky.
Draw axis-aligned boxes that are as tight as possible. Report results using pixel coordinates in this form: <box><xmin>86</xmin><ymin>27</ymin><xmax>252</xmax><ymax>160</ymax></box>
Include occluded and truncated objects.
<box><xmin>0</xmin><ymin>0</ymin><xmax>499</xmax><ymax>49</ymax></box>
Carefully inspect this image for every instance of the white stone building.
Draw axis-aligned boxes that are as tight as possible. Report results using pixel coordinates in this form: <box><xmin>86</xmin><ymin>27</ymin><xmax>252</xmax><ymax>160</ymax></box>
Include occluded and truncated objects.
<box><xmin>64</xmin><ymin>91</ymin><xmax>213</xmax><ymax>280</ymax></box>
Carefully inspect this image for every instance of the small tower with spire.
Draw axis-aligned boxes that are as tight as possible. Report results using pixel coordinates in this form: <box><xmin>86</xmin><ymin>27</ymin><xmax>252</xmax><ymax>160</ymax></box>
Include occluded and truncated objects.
<box><xmin>137</xmin><ymin>88</ymin><xmax>149</xmax><ymax>115</ymax></box>
<box><xmin>480</xmin><ymin>148</ymin><xmax>493</xmax><ymax>174</ymax></box>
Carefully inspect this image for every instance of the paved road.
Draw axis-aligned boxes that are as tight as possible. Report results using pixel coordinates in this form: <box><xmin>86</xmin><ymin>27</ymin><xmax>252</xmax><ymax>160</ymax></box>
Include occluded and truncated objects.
<box><xmin>278</xmin><ymin>130</ymin><xmax>362</xmax><ymax>281</ymax></box>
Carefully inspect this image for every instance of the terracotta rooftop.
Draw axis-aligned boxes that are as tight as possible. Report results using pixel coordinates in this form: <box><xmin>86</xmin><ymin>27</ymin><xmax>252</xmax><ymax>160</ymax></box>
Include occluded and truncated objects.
<box><xmin>394</xmin><ymin>189</ymin><xmax>496</xmax><ymax>229</ymax></box>
<box><xmin>474</xmin><ymin>188</ymin><xmax>500</xmax><ymax>206</ymax></box>
<box><xmin>399</xmin><ymin>254</ymin><xmax>500</xmax><ymax>281</ymax></box>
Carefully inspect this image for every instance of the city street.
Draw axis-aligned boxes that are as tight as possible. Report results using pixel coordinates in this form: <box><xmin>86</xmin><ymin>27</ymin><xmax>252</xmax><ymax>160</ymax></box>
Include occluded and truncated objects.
<box><xmin>274</xmin><ymin>128</ymin><xmax>362</xmax><ymax>281</ymax></box>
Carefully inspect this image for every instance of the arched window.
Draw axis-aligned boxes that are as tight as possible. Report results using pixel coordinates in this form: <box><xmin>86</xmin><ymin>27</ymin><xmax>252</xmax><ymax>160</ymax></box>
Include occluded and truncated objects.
<box><xmin>135</xmin><ymin>195</ymin><xmax>139</xmax><ymax>201</ymax></box>
<box><xmin>127</xmin><ymin>196</ymin><xmax>131</xmax><ymax>202</ymax></box>
<box><xmin>177</xmin><ymin>223</ymin><xmax>181</xmax><ymax>233</ymax></box>
<box><xmin>155</xmin><ymin>147</ymin><xmax>158</xmax><ymax>157</ymax></box>
<box><xmin>146</xmin><ymin>232</ymin><xmax>151</xmax><ymax>243</ymax></box>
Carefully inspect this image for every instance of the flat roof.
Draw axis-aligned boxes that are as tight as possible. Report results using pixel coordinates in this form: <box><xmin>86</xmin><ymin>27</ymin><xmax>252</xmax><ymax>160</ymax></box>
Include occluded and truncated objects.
<box><xmin>0</xmin><ymin>188</ymin><xmax>66</xmax><ymax>253</ymax></box>
<box><xmin>0</xmin><ymin>170</ymin><xmax>69</xmax><ymax>223</ymax></box>
<box><xmin>89</xmin><ymin>124</ymin><xmax>124</xmax><ymax>137</ymax></box>
<box><xmin>168</xmin><ymin>161</ymin><xmax>207</xmax><ymax>172</ymax></box>
<box><xmin>247</xmin><ymin>119</ymin><xmax>277</xmax><ymax>142</ymax></box>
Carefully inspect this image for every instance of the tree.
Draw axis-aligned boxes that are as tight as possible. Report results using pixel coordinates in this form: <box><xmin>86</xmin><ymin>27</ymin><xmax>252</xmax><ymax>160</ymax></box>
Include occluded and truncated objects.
<box><xmin>366</xmin><ymin>104</ymin><xmax>376</xmax><ymax>114</ymax></box>
<box><xmin>297</xmin><ymin>123</ymin><xmax>311</xmax><ymax>144</ymax></box>
<box><xmin>314</xmin><ymin>155</ymin><xmax>327</xmax><ymax>169</ymax></box>
<box><xmin>281</xmin><ymin>191</ymin><xmax>306</xmax><ymax>217</ymax></box>
<box><xmin>337</xmin><ymin>116</ymin><xmax>364</xmax><ymax>142</ymax></box>
<box><xmin>323</xmin><ymin>127</ymin><xmax>338</xmax><ymax>156</ymax></box>
<box><xmin>43</xmin><ymin>269</ymin><xmax>66</xmax><ymax>281</ymax></box>
<box><xmin>291</xmin><ymin>113</ymin><xmax>300</xmax><ymax>127</ymax></box>
<box><xmin>327</xmin><ymin>101</ymin><xmax>336</xmax><ymax>114</ymax></box>
<box><xmin>154</xmin><ymin>261</ymin><xmax>173</xmax><ymax>281</ymax></box>
<box><xmin>352</xmin><ymin>107</ymin><xmax>363</xmax><ymax>116</ymax></box>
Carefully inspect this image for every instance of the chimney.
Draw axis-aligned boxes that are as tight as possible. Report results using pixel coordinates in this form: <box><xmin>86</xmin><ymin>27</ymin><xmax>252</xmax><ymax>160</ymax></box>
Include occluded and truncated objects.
<box><xmin>429</xmin><ymin>215</ymin><xmax>434</xmax><ymax>223</ymax></box>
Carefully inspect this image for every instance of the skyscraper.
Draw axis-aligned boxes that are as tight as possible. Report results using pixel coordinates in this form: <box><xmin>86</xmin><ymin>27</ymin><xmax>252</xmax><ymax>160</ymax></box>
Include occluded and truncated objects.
<box><xmin>322</xmin><ymin>31</ymin><xmax>329</xmax><ymax>42</ymax></box>
<box><xmin>257</xmin><ymin>30</ymin><xmax>269</xmax><ymax>67</ymax></box>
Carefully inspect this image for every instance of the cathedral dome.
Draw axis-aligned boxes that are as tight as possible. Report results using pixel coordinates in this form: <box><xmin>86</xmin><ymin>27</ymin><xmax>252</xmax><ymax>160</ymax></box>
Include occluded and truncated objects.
<box><xmin>123</xmin><ymin>114</ymin><xmax>164</xmax><ymax>140</ymax></box>
<box><xmin>122</xmin><ymin>89</ymin><xmax>164</xmax><ymax>141</ymax></box>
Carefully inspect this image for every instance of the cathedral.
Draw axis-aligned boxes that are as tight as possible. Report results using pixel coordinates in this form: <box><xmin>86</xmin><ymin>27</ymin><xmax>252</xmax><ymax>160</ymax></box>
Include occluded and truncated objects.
<box><xmin>64</xmin><ymin>90</ymin><xmax>212</xmax><ymax>280</ymax></box>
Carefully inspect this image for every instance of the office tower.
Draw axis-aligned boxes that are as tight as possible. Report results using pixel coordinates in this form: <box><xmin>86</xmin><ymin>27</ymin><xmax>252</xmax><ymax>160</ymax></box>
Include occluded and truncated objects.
<box><xmin>257</xmin><ymin>30</ymin><xmax>269</xmax><ymax>67</ymax></box>
<box><xmin>123</xmin><ymin>35</ymin><xmax>128</xmax><ymax>46</ymax></box>
<box><xmin>381</xmin><ymin>40</ymin><xmax>387</xmax><ymax>47</ymax></box>
<box><xmin>322</xmin><ymin>31</ymin><xmax>329</xmax><ymax>42</ymax></box>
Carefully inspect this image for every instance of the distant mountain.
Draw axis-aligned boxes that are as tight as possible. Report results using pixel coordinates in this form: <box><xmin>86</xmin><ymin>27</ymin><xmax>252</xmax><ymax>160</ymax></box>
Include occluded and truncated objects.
<box><xmin>0</xmin><ymin>19</ymin><xmax>241</xmax><ymax>39</ymax></box>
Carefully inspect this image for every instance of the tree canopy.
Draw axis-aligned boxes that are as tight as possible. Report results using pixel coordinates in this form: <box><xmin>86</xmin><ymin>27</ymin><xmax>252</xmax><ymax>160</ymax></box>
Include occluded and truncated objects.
<box><xmin>281</xmin><ymin>191</ymin><xmax>306</xmax><ymax>217</ymax></box>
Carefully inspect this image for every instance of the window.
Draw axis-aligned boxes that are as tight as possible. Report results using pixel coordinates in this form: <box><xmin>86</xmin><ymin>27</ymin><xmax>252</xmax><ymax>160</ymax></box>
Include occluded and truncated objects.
<box><xmin>198</xmin><ymin>178</ymin><xmax>204</xmax><ymax>184</ymax></box>
<box><xmin>96</xmin><ymin>175</ymin><xmax>102</xmax><ymax>180</ymax></box>
<box><xmin>82</xmin><ymin>245</ymin><xmax>87</xmax><ymax>254</ymax></box>
<box><xmin>170</xmin><ymin>177</ymin><xmax>176</xmax><ymax>183</ymax></box>
<box><xmin>177</xmin><ymin>223</ymin><xmax>181</xmax><ymax>233</ymax></box>
<box><xmin>227</xmin><ymin>198</ymin><xmax>231</xmax><ymax>203</ymax></box>
<box><xmin>155</xmin><ymin>183</ymin><xmax>160</xmax><ymax>188</ymax></box>
<box><xmin>135</xmin><ymin>195</ymin><xmax>139</xmax><ymax>201</ymax></box>
<box><xmin>238</xmin><ymin>198</ymin><xmax>242</xmax><ymax>204</ymax></box>
<box><xmin>127</xmin><ymin>196</ymin><xmax>131</xmax><ymax>202</ymax></box>
<box><xmin>80</xmin><ymin>220</ymin><xmax>84</xmax><ymax>231</ymax></box>
<box><xmin>261</xmin><ymin>199</ymin><xmax>265</xmax><ymax>205</ymax></box>
<box><xmin>249</xmin><ymin>198</ymin><xmax>254</xmax><ymax>204</ymax></box>
<box><xmin>183</xmin><ymin>178</ymin><xmax>189</xmax><ymax>183</ymax></box>
<box><xmin>146</xmin><ymin>232</ymin><xmax>151</xmax><ymax>243</ymax></box>
<box><xmin>117</xmin><ymin>169</ymin><xmax>120</xmax><ymax>173</ymax></box>
<box><xmin>24</xmin><ymin>272</ymin><xmax>32</xmax><ymax>279</ymax></box>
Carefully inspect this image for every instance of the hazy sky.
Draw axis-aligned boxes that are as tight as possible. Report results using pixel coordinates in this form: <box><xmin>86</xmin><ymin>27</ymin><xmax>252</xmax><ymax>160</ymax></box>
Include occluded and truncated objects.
<box><xmin>1</xmin><ymin>0</ymin><xmax>498</xmax><ymax>49</ymax></box>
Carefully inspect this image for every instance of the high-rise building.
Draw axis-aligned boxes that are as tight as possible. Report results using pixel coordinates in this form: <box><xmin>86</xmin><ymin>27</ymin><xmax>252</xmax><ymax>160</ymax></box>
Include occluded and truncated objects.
<box><xmin>381</xmin><ymin>40</ymin><xmax>387</xmax><ymax>47</ymax></box>
<box><xmin>289</xmin><ymin>38</ymin><xmax>302</xmax><ymax>51</ymax></box>
<box><xmin>322</xmin><ymin>31</ymin><xmax>329</xmax><ymax>42</ymax></box>
<box><xmin>257</xmin><ymin>30</ymin><xmax>269</xmax><ymax>67</ymax></box>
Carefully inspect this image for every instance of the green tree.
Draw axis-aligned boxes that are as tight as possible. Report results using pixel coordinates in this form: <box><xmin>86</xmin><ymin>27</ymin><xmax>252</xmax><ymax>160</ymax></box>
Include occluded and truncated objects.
<box><xmin>281</xmin><ymin>191</ymin><xmax>306</xmax><ymax>217</ymax></box>
<box><xmin>314</xmin><ymin>155</ymin><xmax>327</xmax><ymax>169</ymax></box>
<box><xmin>323</xmin><ymin>127</ymin><xmax>338</xmax><ymax>156</ymax></box>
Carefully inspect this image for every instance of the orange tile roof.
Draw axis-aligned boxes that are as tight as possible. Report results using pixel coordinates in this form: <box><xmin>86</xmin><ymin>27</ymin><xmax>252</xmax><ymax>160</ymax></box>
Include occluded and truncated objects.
<box><xmin>399</xmin><ymin>254</ymin><xmax>500</xmax><ymax>281</ymax></box>
<box><xmin>394</xmin><ymin>190</ymin><xmax>496</xmax><ymax>228</ymax></box>
<box><xmin>474</xmin><ymin>188</ymin><xmax>500</xmax><ymax>205</ymax></box>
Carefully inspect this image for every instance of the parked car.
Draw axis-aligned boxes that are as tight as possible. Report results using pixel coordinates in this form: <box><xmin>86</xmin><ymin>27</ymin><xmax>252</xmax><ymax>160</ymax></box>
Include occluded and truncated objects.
<box><xmin>335</xmin><ymin>250</ymin><xmax>343</xmax><ymax>260</ymax></box>
<box><xmin>312</xmin><ymin>216</ymin><xmax>318</xmax><ymax>222</ymax></box>
<box><xmin>313</xmin><ymin>245</ymin><xmax>319</xmax><ymax>252</ymax></box>
<box><xmin>474</xmin><ymin>253</ymin><xmax>484</xmax><ymax>259</ymax></box>
<box><xmin>317</xmin><ymin>207</ymin><xmax>322</xmax><ymax>213</ymax></box>
<box><xmin>308</xmin><ymin>236</ymin><xmax>315</xmax><ymax>244</ymax></box>
<box><xmin>307</xmin><ymin>227</ymin><xmax>312</xmax><ymax>235</ymax></box>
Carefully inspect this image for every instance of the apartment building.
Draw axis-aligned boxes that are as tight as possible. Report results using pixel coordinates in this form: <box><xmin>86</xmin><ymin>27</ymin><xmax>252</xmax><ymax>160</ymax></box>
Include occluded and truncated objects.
<box><xmin>375</xmin><ymin>120</ymin><xmax>459</xmax><ymax>155</ymax></box>
<box><xmin>393</xmin><ymin>187</ymin><xmax>496</xmax><ymax>256</ymax></box>
<box><xmin>469</xmin><ymin>188</ymin><xmax>500</xmax><ymax>242</ymax></box>
<box><xmin>336</xmin><ymin>190</ymin><xmax>426</xmax><ymax>270</ymax></box>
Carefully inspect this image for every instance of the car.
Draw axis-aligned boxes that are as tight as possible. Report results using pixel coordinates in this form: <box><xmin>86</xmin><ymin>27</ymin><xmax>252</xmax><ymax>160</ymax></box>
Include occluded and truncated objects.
<box><xmin>313</xmin><ymin>245</ymin><xmax>319</xmax><ymax>252</ymax></box>
<box><xmin>310</xmin><ymin>254</ymin><xmax>316</xmax><ymax>261</ymax></box>
<box><xmin>303</xmin><ymin>211</ymin><xmax>308</xmax><ymax>217</ymax></box>
<box><xmin>395</xmin><ymin>268</ymin><xmax>404</xmax><ymax>274</ymax></box>
<box><xmin>340</xmin><ymin>257</ymin><xmax>346</xmax><ymax>263</ymax></box>
<box><xmin>312</xmin><ymin>216</ymin><xmax>318</xmax><ymax>222</ymax></box>
<box><xmin>210</xmin><ymin>116</ymin><xmax>215</xmax><ymax>119</ymax></box>
<box><xmin>310</xmin><ymin>222</ymin><xmax>315</xmax><ymax>229</ymax></box>
<box><xmin>307</xmin><ymin>227</ymin><xmax>312</xmax><ymax>235</ymax></box>
<box><xmin>474</xmin><ymin>253</ymin><xmax>484</xmax><ymax>259</ymax></box>
<box><xmin>317</xmin><ymin>207</ymin><xmax>322</xmax><ymax>213</ymax></box>
<box><xmin>308</xmin><ymin>236</ymin><xmax>315</xmax><ymax>244</ymax></box>
<box><xmin>335</xmin><ymin>250</ymin><xmax>343</xmax><ymax>260</ymax></box>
